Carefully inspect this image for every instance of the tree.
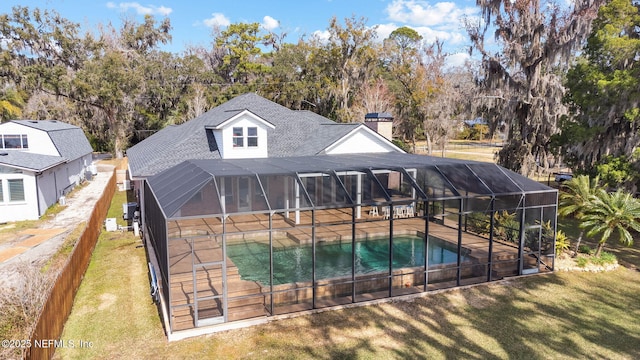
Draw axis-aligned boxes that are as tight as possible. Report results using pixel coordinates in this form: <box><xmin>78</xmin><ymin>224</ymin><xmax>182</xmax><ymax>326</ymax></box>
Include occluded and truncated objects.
<box><xmin>0</xmin><ymin>87</ymin><xmax>24</xmax><ymax>121</ymax></box>
<box><xmin>424</xmin><ymin>66</ymin><xmax>476</xmax><ymax>156</ymax></box>
<box><xmin>556</xmin><ymin>0</ymin><xmax>640</xmax><ymax>189</ymax></box>
<box><xmin>214</xmin><ymin>23</ymin><xmax>272</xmax><ymax>87</ymax></box>
<box><xmin>581</xmin><ymin>188</ymin><xmax>640</xmax><ymax>257</ymax></box>
<box><xmin>314</xmin><ymin>16</ymin><xmax>379</xmax><ymax>122</ymax></box>
<box><xmin>558</xmin><ymin>174</ymin><xmax>604</xmax><ymax>255</ymax></box>
<box><xmin>262</xmin><ymin>41</ymin><xmax>322</xmax><ymax>110</ymax></box>
<box><xmin>72</xmin><ymin>16</ymin><xmax>171</xmax><ymax>157</ymax></box>
<box><xmin>383</xmin><ymin>27</ymin><xmax>432</xmax><ymax>152</ymax></box>
<box><xmin>467</xmin><ymin>0</ymin><xmax>605</xmax><ymax>177</ymax></box>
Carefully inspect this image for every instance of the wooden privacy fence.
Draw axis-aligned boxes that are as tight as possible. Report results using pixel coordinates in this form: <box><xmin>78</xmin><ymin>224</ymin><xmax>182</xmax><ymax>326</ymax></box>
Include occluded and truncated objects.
<box><xmin>25</xmin><ymin>169</ymin><xmax>116</xmax><ymax>360</ymax></box>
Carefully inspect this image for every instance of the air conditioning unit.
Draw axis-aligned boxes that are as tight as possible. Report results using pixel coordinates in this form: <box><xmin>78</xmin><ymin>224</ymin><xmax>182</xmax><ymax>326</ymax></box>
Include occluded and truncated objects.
<box><xmin>123</xmin><ymin>202</ymin><xmax>138</xmax><ymax>221</ymax></box>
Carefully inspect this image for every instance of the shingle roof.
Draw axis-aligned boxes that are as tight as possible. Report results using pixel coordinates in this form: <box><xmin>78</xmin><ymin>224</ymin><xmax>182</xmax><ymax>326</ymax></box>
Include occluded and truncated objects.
<box><xmin>0</xmin><ymin>151</ymin><xmax>65</xmax><ymax>171</ymax></box>
<box><xmin>127</xmin><ymin>93</ymin><xmax>368</xmax><ymax>178</ymax></box>
<box><xmin>9</xmin><ymin>120</ymin><xmax>93</xmax><ymax>161</ymax></box>
<box><xmin>11</xmin><ymin>120</ymin><xmax>77</xmax><ymax>131</ymax></box>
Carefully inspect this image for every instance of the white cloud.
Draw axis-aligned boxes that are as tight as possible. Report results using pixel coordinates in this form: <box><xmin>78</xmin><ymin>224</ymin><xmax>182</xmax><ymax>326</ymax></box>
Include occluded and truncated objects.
<box><xmin>375</xmin><ymin>23</ymin><xmax>467</xmax><ymax>46</ymax></box>
<box><xmin>106</xmin><ymin>2</ymin><xmax>172</xmax><ymax>16</ymax></box>
<box><xmin>262</xmin><ymin>16</ymin><xmax>279</xmax><ymax>31</ymax></box>
<box><xmin>311</xmin><ymin>30</ymin><xmax>331</xmax><ymax>44</ymax></box>
<box><xmin>445</xmin><ymin>52</ymin><xmax>470</xmax><ymax>68</ymax></box>
<box><xmin>375</xmin><ymin>23</ymin><xmax>399</xmax><ymax>41</ymax></box>
<box><xmin>386</xmin><ymin>0</ymin><xmax>477</xmax><ymax>27</ymax></box>
<box><xmin>203</xmin><ymin>13</ymin><xmax>231</xmax><ymax>28</ymax></box>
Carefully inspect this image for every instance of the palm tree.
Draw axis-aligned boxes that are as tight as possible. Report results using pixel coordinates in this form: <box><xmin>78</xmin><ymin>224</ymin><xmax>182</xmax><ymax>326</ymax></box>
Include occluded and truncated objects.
<box><xmin>580</xmin><ymin>189</ymin><xmax>640</xmax><ymax>257</ymax></box>
<box><xmin>558</xmin><ymin>175</ymin><xmax>602</xmax><ymax>256</ymax></box>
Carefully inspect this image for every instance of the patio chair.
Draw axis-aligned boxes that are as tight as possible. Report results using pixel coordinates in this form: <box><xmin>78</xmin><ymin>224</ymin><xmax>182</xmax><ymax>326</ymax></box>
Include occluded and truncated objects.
<box><xmin>406</xmin><ymin>204</ymin><xmax>414</xmax><ymax>217</ymax></box>
<box><xmin>382</xmin><ymin>206</ymin><xmax>390</xmax><ymax>219</ymax></box>
<box><xmin>393</xmin><ymin>206</ymin><xmax>406</xmax><ymax>219</ymax></box>
<box><xmin>369</xmin><ymin>206</ymin><xmax>379</xmax><ymax>217</ymax></box>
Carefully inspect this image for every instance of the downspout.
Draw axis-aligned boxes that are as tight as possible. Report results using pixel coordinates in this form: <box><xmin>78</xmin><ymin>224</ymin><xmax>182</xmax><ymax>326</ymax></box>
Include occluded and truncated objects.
<box><xmin>35</xmin><ymin>172</ymin><xmax>42</xmax><ymax>217</ymax></box>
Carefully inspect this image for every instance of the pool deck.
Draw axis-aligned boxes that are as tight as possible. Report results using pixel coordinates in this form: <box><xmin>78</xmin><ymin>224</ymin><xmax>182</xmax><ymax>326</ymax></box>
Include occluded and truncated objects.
<box><xmin>165</xmin><ymin>208</ymin><xmax>522</xmax><ymax>332</ymax></box>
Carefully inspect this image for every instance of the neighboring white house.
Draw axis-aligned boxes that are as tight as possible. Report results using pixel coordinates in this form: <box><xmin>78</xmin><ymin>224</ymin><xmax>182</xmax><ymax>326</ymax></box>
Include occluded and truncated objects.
<box><xmin>0</xmin><ymin>120</ymin><xmax>93</xmax><ymax>222</ymax></box>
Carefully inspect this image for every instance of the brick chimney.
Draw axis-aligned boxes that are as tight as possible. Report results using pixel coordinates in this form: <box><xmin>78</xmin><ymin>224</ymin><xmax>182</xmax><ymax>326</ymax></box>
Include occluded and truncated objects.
<box><xmin>364</xmin><ymin>112</ymin><xmax>393</xmax><ymax>141</ymax></box>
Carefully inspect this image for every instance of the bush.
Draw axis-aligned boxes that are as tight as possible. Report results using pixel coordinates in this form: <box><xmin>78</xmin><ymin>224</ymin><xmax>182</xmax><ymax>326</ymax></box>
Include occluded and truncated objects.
<box><xmin>392</xmin><ymin>139</ymin><xmax>410</xmax><ymax>153</ymax></box>
<box><xmin>591</xmin><ymin>252</ymin><xmax>617</xmax><ymax>266</ymax></box>
<box><xmin>576</xmin><ymin>257</ymin><xmax>589</xmax><ymax>268</ymax></box>
<box><xmin>0</xmin><ymin>263</ymin><xmax>52</xmax><ymax>359</ymax></box>
<box><xmin>578</xmin><ymin>245</ymin><xmax>594</xmax><ymax>255</ymax></box>
<box><xmin>555</xmin><ymin>230</ymin><xmax>570</xmax><ymax>256</ymax></box>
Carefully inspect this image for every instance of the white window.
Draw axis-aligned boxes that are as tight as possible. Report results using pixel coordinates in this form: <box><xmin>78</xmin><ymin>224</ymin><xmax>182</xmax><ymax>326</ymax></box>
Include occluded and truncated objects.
<box><xmin>8</xmin><ymin>179</ymin><xmax>25</xmax><ymax>202</ymax></box>
<box><xmin>0</xmin><ymin>134</ymin><xmax>28</xmax><ymax>149</ymax></box>
<box><xmin>233</xmin><ymin>127</ymin><xmax>244</xmax><ymax>147</ymax></box>
<box><xmin>247</xmin><ymin>127</ymin><xmax>258</xmax><ymax>147</ymax></box>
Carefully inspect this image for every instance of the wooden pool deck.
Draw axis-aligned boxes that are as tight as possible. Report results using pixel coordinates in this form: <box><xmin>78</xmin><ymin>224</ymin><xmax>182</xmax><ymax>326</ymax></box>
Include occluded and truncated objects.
<box><xmin>165</xmin><ymin>208</ymin><xmax>522</xmax><ymax>332</ymax></box>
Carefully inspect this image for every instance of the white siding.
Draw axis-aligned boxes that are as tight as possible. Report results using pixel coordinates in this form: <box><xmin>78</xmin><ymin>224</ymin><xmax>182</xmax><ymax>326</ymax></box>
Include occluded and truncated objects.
<box><xmin>37</xmin><ymin>170</ymin><xmax>57</xmax><ymax>216</ymax></box>
<box><xmin>0</xmin><ymin>122</ymin><xmax>59</xmax><ymax>156</ymax></box>
<box><xmin>0</xmin><ymin>171</ymin><xmax>38</xmax><ymax>222</ymax></box>
<box><xmin>324</xmin><ymin>127</ymin><xmax>402</xmax><ymax>155</ymax></box>
<box><xmin>217</xmin><ymin>114</ymin><xmax>269</xmax><ymax>159</ymax></box>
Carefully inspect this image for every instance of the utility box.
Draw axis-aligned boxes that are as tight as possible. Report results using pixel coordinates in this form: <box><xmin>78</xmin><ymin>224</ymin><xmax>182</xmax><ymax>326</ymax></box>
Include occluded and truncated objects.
<box><xmin>105</xmin><ymin>218</ymin><xmax>118</xmax><ymax>232</ymax></box>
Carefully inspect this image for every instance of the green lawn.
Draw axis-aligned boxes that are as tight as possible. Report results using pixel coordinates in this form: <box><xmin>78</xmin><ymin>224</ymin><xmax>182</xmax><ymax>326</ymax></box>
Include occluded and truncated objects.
<box><xmin>56</xmin><ymin>192</ymin><xmax>640</xmax><ymax>360</ymax></box>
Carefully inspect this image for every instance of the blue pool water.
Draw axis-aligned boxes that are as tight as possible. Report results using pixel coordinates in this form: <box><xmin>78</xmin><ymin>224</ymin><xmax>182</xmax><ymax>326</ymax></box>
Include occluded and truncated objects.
<box><xmin>226</xmin><ymin>236</ymin><xmax>464</xmax><ymax>285</ymax></box>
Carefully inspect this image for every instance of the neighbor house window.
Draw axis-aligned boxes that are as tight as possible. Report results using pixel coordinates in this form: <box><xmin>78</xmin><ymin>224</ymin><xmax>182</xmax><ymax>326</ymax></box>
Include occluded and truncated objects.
<box><xmin>0</xmin><ymin>134</ymin><xmax>28</xmax><ymax>149</ymax></box>
<box><xmin>8</xmin><ymin>179</ymin><xmax>25</xmax><ymax>202</ymax></box>
<box><xmin>0</xmin><ymin>180</ymin><xmax>3</xmax><ymax>202</ymax></box>
<box><xmin>233</xmin><ymin>127</ymin><xmax>244</xmax><ymax>147</ymax></box>
<box><xmin>247</xmin><ymin>127</ymin><xmax>258</xmax><ymax>147</ymax></box>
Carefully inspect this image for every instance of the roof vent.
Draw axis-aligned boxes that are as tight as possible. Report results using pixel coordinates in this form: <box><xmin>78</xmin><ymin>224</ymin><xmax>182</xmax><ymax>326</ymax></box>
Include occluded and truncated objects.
<box><xmin>0</xmin><ymin>152</ymin><xmax>8</xmax><ymax>156</ymax></box>
<box><xmin>30</xmin><ymin>120</ymin><xmax>38</xmax><ymax>123</ymax></box>
<box><xmin>50</xmin><ymin>120</ymin><xmax>57</xmax><ymax>123</ymax></box>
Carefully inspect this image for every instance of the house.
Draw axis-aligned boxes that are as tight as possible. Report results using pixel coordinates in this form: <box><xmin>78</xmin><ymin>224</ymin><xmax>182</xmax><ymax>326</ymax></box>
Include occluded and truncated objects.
<box><xmin>0</xmin><ymin>120</ymin><xmax>93</xmax><ymax>222</ymax></box>
<box><xmin>127</xmin><ymin>93</ymin><xmax>558</xmax><ymax>340</ymax></box>
<box><xmin>127</xmin><ymin>92</ymin><xmax>403</xmax><ymax>179</ymax></box>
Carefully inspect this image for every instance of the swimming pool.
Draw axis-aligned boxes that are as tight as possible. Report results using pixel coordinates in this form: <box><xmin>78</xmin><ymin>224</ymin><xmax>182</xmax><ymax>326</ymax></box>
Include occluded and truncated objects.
<box><xmin>226</xmin><ymin>235</ymin><xmax>465</xmax><ymax>285</ymax></box>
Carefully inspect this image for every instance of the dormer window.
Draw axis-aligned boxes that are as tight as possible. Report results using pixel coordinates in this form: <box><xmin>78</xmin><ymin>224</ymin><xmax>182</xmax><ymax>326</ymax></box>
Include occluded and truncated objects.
<box><xmin>1</xmin><ymin>134</ymin><xmax>28</xmax><ymax>149</ymax></box>
<box><xmin>232</xmin><ymin>127</ymin><xmax>259</xmax><ymax>148</ymax></box>
<box><xmin>247</xmin><ymin>127</ymin><xmax>258</xmax><ymax>147</ymax></box>
<box><xmin>233</xmin><ymin>127</ymin><xmax>244</xmax><ymax>147</ymax></box>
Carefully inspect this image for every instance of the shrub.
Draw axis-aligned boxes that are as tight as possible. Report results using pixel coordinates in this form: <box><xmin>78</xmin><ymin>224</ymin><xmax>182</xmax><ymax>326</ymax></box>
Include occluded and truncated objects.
<box><xmin>576</xmin><ymin>257</ymin><xmax>589</xmax><ymax>268</ymax></box>
<box><xmin>0</xmin><ymin>263</ymin><xmax>52</xmax><ymax>359</ymax></box>
<box><xmin>555</xmin><ymin>230</ymin><xmax>570</xmax><ymax>256</ymax></box>
<box><xmin>592</xmin><ymin>252</ymin><xmax>617</xmax><ymax>266</ymax></box>
<box><xmin>466</xmin><ymin>212</ymin><xmax>491</xmax><ymax>235</ymax></box>
<box><xmin>578</xmin><ymin>245</ymin><xmax>594</xmax><ymax>255</ymax></box>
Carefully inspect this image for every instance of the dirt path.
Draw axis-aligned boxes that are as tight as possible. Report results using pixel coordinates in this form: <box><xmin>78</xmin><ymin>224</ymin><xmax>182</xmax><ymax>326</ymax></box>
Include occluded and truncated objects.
<box><xmin>0</xmin><ymin>164</ymin><xmax>115</xmax><ymax>289</ymax></box>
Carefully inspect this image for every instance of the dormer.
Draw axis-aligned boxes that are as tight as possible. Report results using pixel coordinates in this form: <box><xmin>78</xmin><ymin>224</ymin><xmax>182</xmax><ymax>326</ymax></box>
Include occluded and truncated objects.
<box><xmin>205</xmin><ymin>109</ymin><xmax>275</xmax><ymax>159</ymax></box>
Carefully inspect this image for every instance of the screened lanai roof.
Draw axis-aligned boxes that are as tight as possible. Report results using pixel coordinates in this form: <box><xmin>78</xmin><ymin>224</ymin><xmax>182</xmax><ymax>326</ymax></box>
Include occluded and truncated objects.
<box><xmin>146</xmin><ymin>153</ymin><xmax>557</xmax><ymax>219</ymax></box>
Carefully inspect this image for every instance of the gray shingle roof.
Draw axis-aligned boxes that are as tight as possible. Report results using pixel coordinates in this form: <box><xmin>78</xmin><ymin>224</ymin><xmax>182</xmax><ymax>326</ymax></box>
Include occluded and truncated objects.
<box><xmin>0</xmin><ymin>151</ymin><xmax>65</xmax><ymax>171</ymax></box>
<box><xmin>127</xmin><ymin>93</ymin><xmax>368</xmax><ymax>178</ymax></box>
<box><xmin>11</xmin><ymin>120</ymin><xmax>77</xmax><ymax>131</ymax></box>
<box><xmin>9</xmin><ymin>120</ymin><xmax>93</xmax><ymax>161</ymax></box>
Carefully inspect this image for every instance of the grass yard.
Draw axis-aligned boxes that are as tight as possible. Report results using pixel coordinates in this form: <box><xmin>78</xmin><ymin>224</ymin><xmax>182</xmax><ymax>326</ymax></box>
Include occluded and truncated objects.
<box><xmin>55</xmin><ymin>187</ymin><xmax>640</xmax><ymax>359</ymax></box>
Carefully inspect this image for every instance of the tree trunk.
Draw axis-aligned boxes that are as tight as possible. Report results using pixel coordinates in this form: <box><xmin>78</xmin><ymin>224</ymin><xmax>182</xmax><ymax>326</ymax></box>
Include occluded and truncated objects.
<box><xmin>572</xmin><ymin>230</ymin><xmax>583</xmax><ymax>257</ymax></box>
<box><xmin>595</xmin><ymin>242</ymin><xmax>605</xmax><ymax>257</ymax></box>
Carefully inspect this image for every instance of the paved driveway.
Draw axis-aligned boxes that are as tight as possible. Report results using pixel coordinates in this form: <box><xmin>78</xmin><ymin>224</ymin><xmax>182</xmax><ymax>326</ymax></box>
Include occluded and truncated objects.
<box><xmin>0</xmin><ymin>164</ymin><xmax>115</xmax><ymax>289</ymax></box>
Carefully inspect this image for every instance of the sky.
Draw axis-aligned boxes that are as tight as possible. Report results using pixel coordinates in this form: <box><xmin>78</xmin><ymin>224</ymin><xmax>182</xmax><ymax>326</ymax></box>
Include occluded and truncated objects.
<box><xmin>0</xmin><ymin>0</ymin><xmax>481</xmax><ymax>66</ymax></box>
